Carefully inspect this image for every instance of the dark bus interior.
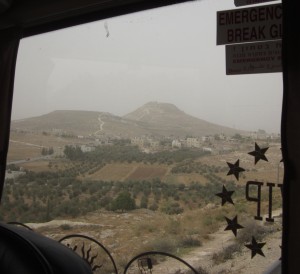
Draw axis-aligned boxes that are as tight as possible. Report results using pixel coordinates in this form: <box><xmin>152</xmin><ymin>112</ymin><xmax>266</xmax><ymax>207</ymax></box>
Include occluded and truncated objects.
<box><xmin>0</xmin><ymin>0</ymin><xmax>299</xmax><ymax>273</ymax></box>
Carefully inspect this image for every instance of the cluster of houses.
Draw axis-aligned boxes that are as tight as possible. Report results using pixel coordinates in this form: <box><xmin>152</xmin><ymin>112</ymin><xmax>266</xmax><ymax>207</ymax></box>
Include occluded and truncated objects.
<box><xmin>172</xmin><ymin>136</ymin><xmax>217</xmax><ymax>149</ymax></box>
<box><xmin>128</xmin><ymin>131</ymin><xmax>280</xmax><ymax>154</ymax></box>
<box><xmin>50</xmin><ymin>127</ymin><xmax>280</xmax><ymax>156</ymax></box>
<box><xmin>130</xmin><ymin>135</ymin><xmax>228</xmax><ymax>154</ymax></box>
<box><xmin>70</xmin><ymin>129</ymin><xmax>281</xmax><ymax>155</ymax></box>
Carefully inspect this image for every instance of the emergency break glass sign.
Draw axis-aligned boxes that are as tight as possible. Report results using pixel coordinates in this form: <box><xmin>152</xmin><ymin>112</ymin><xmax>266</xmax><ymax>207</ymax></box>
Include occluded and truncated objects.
<box><xmin>217</xmin><ymin>3</ymin><xmax>282</xmax><ymax>45</ymax></box>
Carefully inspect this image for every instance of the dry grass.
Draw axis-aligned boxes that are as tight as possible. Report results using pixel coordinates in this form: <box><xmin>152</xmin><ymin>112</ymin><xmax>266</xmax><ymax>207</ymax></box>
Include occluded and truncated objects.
<box><xmin>20</xmin><ymin>160</ymin><xmax>52</xmax><ymax>172</ymax></box>
<box><xmin>86</xmin><ymin>163</ymin><xmax>135</xmax><ymax>181</ymax></box>
<box><xmin>212</xmin><ymin>243</ymin><xmax>242</xmax><ymax>264</ymax></box>
<box><xmin>33</xmin><ymin>208</ymin><xmax>227</xmax><ymax>269</ymax></box>
<box><xmin>7</xmin><ymin>131</ymin><xmax>89</xmax><ymax>161</ymax></box>
<box><xmin>164</xmin><ymin>173</ymin><xmax>209</xmax><ymax>185</ymax></box>
<box><xmin>86</xmin><ymin>163</ymin><xmax>170</xmax><ymax>182</ymax></box>
<box><xmin>126</xmin><ymin>165</ymin><xmax>168</xmax><ymax>181</ymax></box>
<box><xmin>7</xmin><ymin>143</ymin><xmax>42</xmax><ymax>161</ymax></box>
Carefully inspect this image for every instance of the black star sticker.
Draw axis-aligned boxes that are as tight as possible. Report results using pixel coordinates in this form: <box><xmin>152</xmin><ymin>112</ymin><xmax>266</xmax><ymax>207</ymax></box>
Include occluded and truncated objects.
<box><xmin>248</xmin><ymin>143</ymin><xmax>269</xmax><ymax>165</ymax></box>
<box><xmin>245</xmin><ymin>237</ymin><xmax>266</xmax><ymax>258</ymax></box>
<box><xmin>227</xmin><ymin>159</ymin><xmax>245</xmax><ymax>181</ymax></box>
<box><xmin>224</xmin><ymin>215</ymin><xmax>243</xmax><ymax>237</ymax></box>
<box><xmin>216</xmin><ymin>185</ymin><xmax>235</xmax><ymax>206</ymax></box>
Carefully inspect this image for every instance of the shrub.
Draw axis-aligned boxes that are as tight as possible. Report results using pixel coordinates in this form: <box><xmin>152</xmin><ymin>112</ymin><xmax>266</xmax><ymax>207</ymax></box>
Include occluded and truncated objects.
<box><xmin>140</xmin><ymin>195</ymin><xmax>148</xmax><ymax>209</ymax></box>
<box><xmin>212</xmin><ymin>243</ymin><xmax>241</xmax><ymax>264</ymax></box>
<box><xmin>149</xmin><ymin>202</ymin><xmax>158</xmax><ymax>211</ymax></box>
<box><xmin>179</xmin><ymin>236</ymin><xmax>202</xmax><ymax>248</ymax></box>
<box><xmin>146</xmin><ymin>237</ymin><xmax>176</xmax><ymax>253</ymax></box>
<box><xmin>236</xmin><ymin>220</ymin><xmax>269</xmax><ymax>244</ymax></box>
<box><xmin>110</xmin><ymin>191</ymin><xmax>136</xmax><ymax>212</ymax></box>
<box><xmin>186</xmin><ymin>266</ymin><xmax>209</xmax><ymax>274</ymax></box>
<box><xmin>165</xmin><ymin>219</ymin><xmax>181</xmax><ymax>235</ymax></box>
<box><xmin>161</xmin><ymin>202</ymin><xmax>184</xmax><ymax>215</ymax></box>
<box><xmin>60</xmin><ymin>224</ymin><xmax>72</xmax><ymax>230</ymax></box>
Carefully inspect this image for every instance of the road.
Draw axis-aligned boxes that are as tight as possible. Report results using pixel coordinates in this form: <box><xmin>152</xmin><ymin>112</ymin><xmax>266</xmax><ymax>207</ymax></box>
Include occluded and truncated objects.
<box><xmin>10</xmin><ymin>139</ymin><xmax>47</xmax><ymax>148</ymax></box>
<box><xmin>94</xmin><ymin>114</ymin><xmax>105</xmax><ymax>136</ymax></box>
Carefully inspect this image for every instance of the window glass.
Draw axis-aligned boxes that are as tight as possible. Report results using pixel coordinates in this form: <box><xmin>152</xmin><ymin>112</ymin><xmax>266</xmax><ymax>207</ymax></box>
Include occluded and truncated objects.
<box><xmin>2</xmin><ymin>0</ymin><xmax>283</xmax><ymax>273</ymax></box>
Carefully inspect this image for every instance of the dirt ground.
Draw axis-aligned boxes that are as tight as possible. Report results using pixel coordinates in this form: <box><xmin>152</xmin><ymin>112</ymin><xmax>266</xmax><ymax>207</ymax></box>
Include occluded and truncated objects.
<box><xmin>26</xmin><ymin>209</ymin><xmax>282</xmax><ymax>274</ymax></box>
<box><xmin>156</xmin><ymin>223</ymin><xmax>281</xmax><ymax>274</ymax></box>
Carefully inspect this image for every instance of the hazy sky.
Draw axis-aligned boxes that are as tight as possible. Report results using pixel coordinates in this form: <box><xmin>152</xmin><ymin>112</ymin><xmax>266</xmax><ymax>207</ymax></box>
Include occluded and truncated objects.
<box><xmin>13</xmin><ymin>0</ymin><xmax>282</xmax><ymax>133</ymax></box>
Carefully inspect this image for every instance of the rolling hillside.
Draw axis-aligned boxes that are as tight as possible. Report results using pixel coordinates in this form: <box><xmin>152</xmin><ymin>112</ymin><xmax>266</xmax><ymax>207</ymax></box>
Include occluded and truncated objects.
<box><xmin>11</xmin><ymin>102</ymin><xmax>242</xmax><ymax>138</ymax></box>
<box><xmin>124</xmin><ymin>101</ymin><xmax>240</xmax><ymax>137</ymax></box>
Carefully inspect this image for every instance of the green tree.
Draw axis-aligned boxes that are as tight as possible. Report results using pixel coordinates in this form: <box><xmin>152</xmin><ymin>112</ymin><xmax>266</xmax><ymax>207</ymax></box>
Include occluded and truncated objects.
<box><xmin>140</xmin><ymin>195</ymin><xmax>148</xmax><ymax>209</ymax></box>
<box><xmin>64</xmin><ymin>145</ymin><xmax>84</xmax><ymax>160</ymax></box>
<box><xmin>233</xmin><ymin>133</ymin><xmax>243</xmax><ymax>140</ymax></box>
<box><xmin>111</xmin><ymin>191</ymin><xmax>136</xmax><ymax>212</ymax></box>
<box><xmin>48</xmin><ymin>147</ymin><xmax>54</xmax><ymax>155</ymax></box>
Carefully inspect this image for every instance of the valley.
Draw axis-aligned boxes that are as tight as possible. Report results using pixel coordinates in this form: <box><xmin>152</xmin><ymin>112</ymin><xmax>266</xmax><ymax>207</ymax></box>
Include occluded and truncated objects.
<box><xmin>2</xmin><ymin>102</ymin><xmax>283</xmax><ymax>273</ymax></box>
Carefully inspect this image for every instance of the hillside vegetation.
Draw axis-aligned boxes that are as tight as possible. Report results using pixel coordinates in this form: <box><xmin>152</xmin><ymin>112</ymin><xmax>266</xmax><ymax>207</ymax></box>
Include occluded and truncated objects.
<box><xmin>11</xmin><ymin>102</ymin><xmax>242</xmax><ymax>137</ymax></box>
<box><xmin>2</xmin><ymin>143</ymin><xmax>241</xmax><ymax>223</ymax></box>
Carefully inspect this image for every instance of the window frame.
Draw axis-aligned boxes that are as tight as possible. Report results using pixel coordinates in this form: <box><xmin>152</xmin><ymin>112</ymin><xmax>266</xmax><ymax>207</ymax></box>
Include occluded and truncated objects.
<box><xmin>1</xmin><ymin>0</ymin><xmax>299</xmax><ymax>273</ymax></box>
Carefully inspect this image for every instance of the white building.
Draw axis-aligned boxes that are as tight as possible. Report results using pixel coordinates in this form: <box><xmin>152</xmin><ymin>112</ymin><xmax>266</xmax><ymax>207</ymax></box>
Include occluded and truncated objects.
<box><xmin>172</xmin><ymin>139</ymin><xmax>182</xmax><ymax>148</ymax></box>
<box><xmin>203</xmin><ymin>147</ymin><xmax>212</xmax><ymax>152</ymax></box>
<box><xmin>131</xmin><ymin>137</ymin><xmax>145</xmax><ymax>147</ymax></box>
<box><xmin>202</xmin><ymin>136</ymin><xmax>215</xmax><ymax>142</ymax></box>
<box><xmin>187</xmin><ymin>137</ymin><xmax>201</xmax><ymax>148</ymax></box>
<box><xmin>80</xmin><ymin>145</ymin><xmax>95</xmax><ymax>153</ymax></box>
